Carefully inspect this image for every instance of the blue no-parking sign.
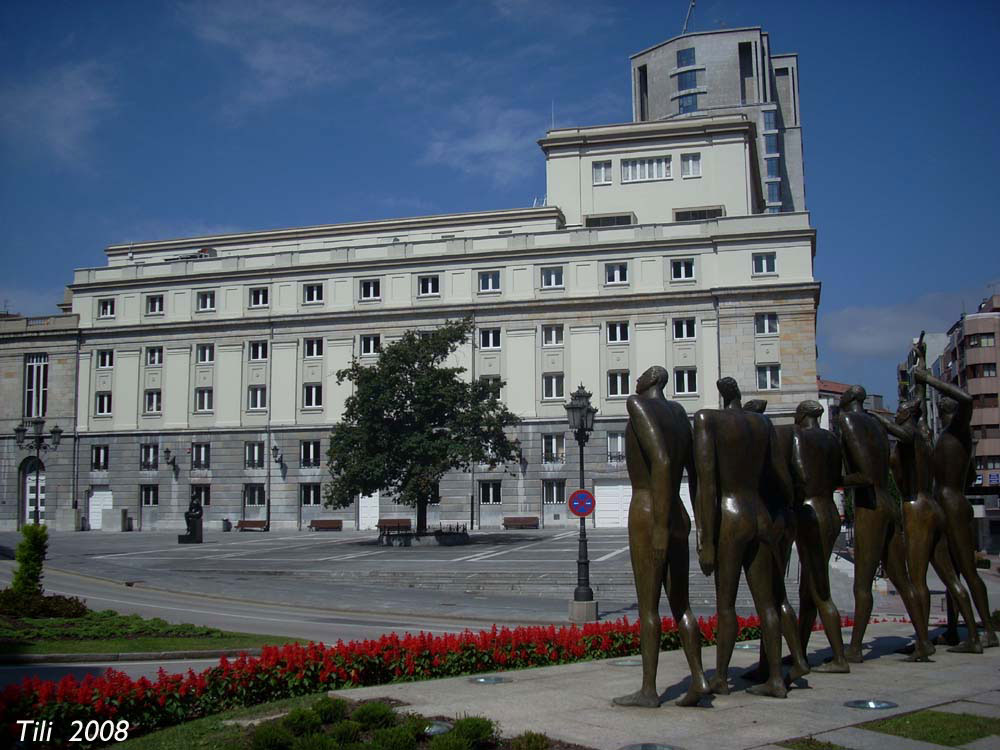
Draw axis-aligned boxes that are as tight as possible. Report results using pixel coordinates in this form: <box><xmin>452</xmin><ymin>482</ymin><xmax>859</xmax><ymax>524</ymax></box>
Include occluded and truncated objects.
<box><xmin>568</xmin><ymin>489</ymin><xmax>596</xmax><ymax>518</ymax></box>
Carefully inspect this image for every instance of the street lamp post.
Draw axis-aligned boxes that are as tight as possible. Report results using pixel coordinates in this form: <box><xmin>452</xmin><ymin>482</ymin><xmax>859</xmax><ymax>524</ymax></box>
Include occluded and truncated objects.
<box><xmin>14</xmin><ymin>418</ymin><xmax>63</xmax><ymax>527</ymax></box>
<box><xmin>565</xmin><ymin>384</ymin><xmax>598</xmax><ymax>622</ymax></box>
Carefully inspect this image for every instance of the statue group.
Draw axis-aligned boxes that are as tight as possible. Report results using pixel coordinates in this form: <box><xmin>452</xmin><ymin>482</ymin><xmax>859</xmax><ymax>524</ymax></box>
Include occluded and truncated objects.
<box><xmin>615</xmin><ymin>336</ymin><xmax>994</xmax><ymax>709</ymax></box>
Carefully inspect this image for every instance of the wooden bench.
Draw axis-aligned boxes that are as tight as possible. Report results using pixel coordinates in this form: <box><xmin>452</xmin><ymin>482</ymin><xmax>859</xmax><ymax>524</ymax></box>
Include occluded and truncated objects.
<box><xmin>308</xmin><ymin>519</ymin><xmax>343</xmax><ymax>531</ymax></box>
<box><xmin>376</xmin><ymin>518</ymin><xmax>412</xmax><ymax>533</ymax></box>
<box><xmin>236</xmin><ymin>520</ymin><xmax>268</xmax><ymax>532</ymax></box>
<box><xmin>503</xmin><ymin>516</ymin><xmax>539</xmax><ymax>530</ymax></box>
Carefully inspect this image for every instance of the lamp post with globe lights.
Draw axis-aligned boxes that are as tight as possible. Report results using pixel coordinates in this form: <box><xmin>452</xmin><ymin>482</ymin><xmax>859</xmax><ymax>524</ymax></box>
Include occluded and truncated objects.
<box><xmin>14</xmin><ymin>418</ymin><xmax>63</xmax><ymax>526</ymax></box>
<box><xmin>564</xmin><ymin>384</ymin><xmax>598</xmax><ymax>621</ymax></box>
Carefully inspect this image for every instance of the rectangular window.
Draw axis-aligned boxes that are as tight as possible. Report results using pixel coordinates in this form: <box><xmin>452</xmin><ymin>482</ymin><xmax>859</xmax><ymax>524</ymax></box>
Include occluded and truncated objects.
<box><xmin>677</xmin><ymin>47</ymin><xmax>695</xmax><ymax>67</ymax></box>
<box><xmin>480</xmin><ymin>375</ymin><xmax>501</xmax><ymax>399</ymax></box>
<box><xmin>765</xmin><ymin>133</ymin><xmax>780</xmax><ymax>154</ymax></box>
<box><xmin>479</xmin><ymin>480</ymin><xmax>502</xmax><ymax>504</ymax></box>
<box><xmin>97</xmin><ymin>350</ymin><xmax>114</xmax><ymax>369</ymax></box>
<box><xmin>24</xmin><ymin>354</ymin><xmax>48</xmax><ymax>418</ymax></box>
<box><xmin>542</xmin><ymin>324</ymin><xmax>564</xmax><ymax>346</ymax></box>
<box><xmin>757</xmin><ymin>364</ymin><xmax>781</xmax><ymax>390</ymax></box>
<box><xmin>98</xmin><ymin>298</ymin><xmax>115</xmax><ymax>318</ymax></box>
<box><xmin>418</xmin><ymin>275</ymin><xmax>440</xmax><ymax>296</ymax></box>
<box><xmin>674</xmin><ymin>207</ymin><xmax>724</xmax><ymax>221</ymax></box>
<box><xmin>95</xmin><ymin>392</ymin><xmax>112</xmax><ymax>416</ymax></box>
<box><xmin>605</xmin><ymin>262</ymin><xmax>628</xmax><ymax>285</ymax></box>
<box><xmin>146</xmin><ymin>347</ymin><xmax>163</xmax><ymax>366</ymax></box>
<box><xmin>479</xmin><ymin>328</ymin><xmax>501</xmax><ymax>350</ymax></box>
<box><xmin>608</xmin><ymin>370</ymin><xmax>630</xmax><ymax>398</ymax></box>
<box><xmin>752</xmin><ymin>252</ymin><xmax>777</xmax><ymax>275</ymax></box>
<box><xmin>191</xmin><ymin>443</ymin><xmax>211</xmax><ymax>469</ymax></box>
<box><xmin>303</xmin><ymin>383</ymin><xmax>323</xmax><ymax>408</ymax></box>
<box><xmin>983</xmin><ymin>364</ymin><xmax>998</xmax><ymax>378</ymax></box>
<box><xmin>755</xmin><ymin>313</ymin><xmax>779</xmax><ymax>335</ymax></box>
<box><xmin>192</xmin><ymin>485</ymin><xmax>211</xmax><ymax>506</ymax></box>
<box><xmin>763</xmin><ymin>110</ymin><xmax>777</xmax><ymax>130</ymax></box>
<box><xmin>543</xmin><ymin>479</ymin><xmax>566</xmax><ymax>504</ymax></box>
<box><xmin>244</xmin><ymin>484</ymin><xmax>265</xmax><ymax>506</ymax></box>
<box><xmin>249</xmin><ymin>287</ymin><xmax>269</xmax><ymax>308</ymax></box>
<box><xmin>673</xmin><ymin>318</ymin><xmax>696</xmax><ymax>340</ymax></box>
<box><xmin>190</xmin><ymin>344</ymin><xmax>212</xmax><ymax>367</ymax></box>
<box><xmin>678</xmin><ymin>94</ymin><xmax>698</xmax><ymax>114</ymax></box>
<box><xmin>671</xmin><ymin>259</ymin><xmax>695</xmax><ymax>280</ymax></box>
<box><xmin>245</xmin><ymin>441</ymin><xmax>265</xmax><ymax>468</ymax></box>
<box><xmin>360</xmin><ymin>334</ymin><xmax>381</xmax><ymax>355</ymax></box>
<box><xmin>767</xmin><ymin>182</ymin><xmax>782</xmax><ymax>203</ymax></box>
<box><xmin>766</xmin><ymin>158</ymin><xmax>780</xmax><ymax>178</ymax></box>
<box><xmin>674</xmin><ymin>368</ymin><xmax>698</xmax><ymax>395</ymax></box>
<box><xmin>248</xmin><ymin>341</ymin><xmax>268</xmax><ymax>361</ymax></box>
<box><xmin>359</xmin><ymin>279</ymin><xmax>381</xmax><ymax>300</ymax></box>
<box><xmin>303</xmin><ymin>283</ymin><xmax>324</xmax><ymax>304</ymax></box>
<box><xmin>478</xmin><ymin>270</ymin><xmax>501</xmax><ymax>292</ymax></box>
<box><xmin>677</xmin><ymin>69</ymin><xmax>697</xmax><ymax>90</ymax></box>
<box><xmin>247</xmin><ymin>385</ymin><xmax>267</xmax><ymax>411</ymax></box>
<box><xmin>681</xmin><ymin>153</ymin><xmax>701</xmax><ymax>177</ymax></box>
<box><xmin>981</xmin><ymin>334</ymin><xmax>996</xmax><ymax>347</ymax></box>
<box><xmin>607</xmin><ymin>321</ymin><xmax>630</xmax><ymax>343</ymax></box>
<box><xmin>608</xmin><ymin>432</ymin><xmax>626</xmax><ymax>463</ymax></box>
<box><xmin>543</xmin><ymin>373</ymin><xmax>565</xmax><ymax>400</ymax></box>
<box><xmin>621</xmin><ymin>156</ymin><xmax>671</xmax><ymax>183</ymax></box>
<box><xmin>140</xmin><ymin>444</ymin><xmax>158</xmax><ymax>470</ymax></box>
<box><xmin>541</xmin><ymin>266</ymin><xmax>564</xmax><ymax>289</ymax></box>
<box><xmin>585</xmin><ymin>214</ymin><xmax>633</xmax><ymax>227</ymax></box>
<box><xmin>301</xmin><ymin>484</ymin><xmax>322</xmax><ymax>506</ymax></box>
<box><xmin>542</xmin><ymin>434</ymin><xmax>565</xmax><ymax>464</ymax></box>
<box><xmin>141</xmin><ymin>485</ymin><xmax>158</xmax><ymax>506</ymax></box>
<box><xmin>144</xmin><ymin>389</ymin><xmax>162</xmax><ymax>414</ymax></box>
<box><xmin>195</xmin><ymin>387</ymin><xmax>214</xmax><ymax>412</ymax></box>
<box><xmin>197</xmin><ymin>291</ymin><xmax>216</xmax><ymax>312</ymax></box>
<box><xmin>301</xmin><ymin>440</ymin><xmax>322</xmax><ymax>468</ymax></box>
<box><xmin>91</xmin><ymin>445</ymin><xmax>109</xmax><ymax>471</ymax></box>
<box><xmin>304</xmin><ymin>338</ymin><xmax>324</xmax><ymax>358</ymax></box>
<box><xmin>592</xmin><ymin>160</ymin><xmax>613</xmax><ymax>185</ymax></box>
<box><xmin>145</xmin><ymin>294</ymin><xmax>164</xmax><ymax>315</ymax></box>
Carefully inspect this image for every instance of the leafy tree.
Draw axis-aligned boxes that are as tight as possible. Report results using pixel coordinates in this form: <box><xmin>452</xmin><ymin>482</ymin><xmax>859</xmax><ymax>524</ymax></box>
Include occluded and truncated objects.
<box><xmin>325</xmin><ymin>318</ymin><xmax>522</xmax><ymax>533</ymax></box>
<box><xmin>11</xmin><ymin>524</ymin><xmax>48</xmax><ymax>596</ymax></box>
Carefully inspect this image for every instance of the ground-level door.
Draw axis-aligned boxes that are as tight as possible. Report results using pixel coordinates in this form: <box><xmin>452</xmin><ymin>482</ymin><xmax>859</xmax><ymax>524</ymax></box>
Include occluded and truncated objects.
<box><xmin>88</xmin><ymin>486</ymin><xmax>113</xmax><ymax>530</ymax></box>
<box><xmin>358</xmin><ymin>492</ymin><xmax>380</xmax><ymax>530</ymax></box>
<box><xmin>594</xmin><ymin>482</ymin><xmax>631</xmax><ymax>528</ymax></box>
<box><xmin>23</xmin><ymin>460</ymin><xmax>45</xmax><ymax>525</ymax></box>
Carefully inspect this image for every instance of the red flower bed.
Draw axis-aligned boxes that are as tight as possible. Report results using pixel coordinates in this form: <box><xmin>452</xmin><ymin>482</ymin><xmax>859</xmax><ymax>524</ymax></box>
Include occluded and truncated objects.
<box><xmin>0</xmin><ymin>615</ymin><xmax>766</xmax><ymax>747</ymax></box>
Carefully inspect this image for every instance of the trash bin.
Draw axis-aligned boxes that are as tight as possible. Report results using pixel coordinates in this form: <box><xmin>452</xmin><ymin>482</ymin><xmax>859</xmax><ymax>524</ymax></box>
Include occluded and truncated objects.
<box><xmin>120</xmin><ymin>508</ymin><xmax>129</xmax><ymax>532</ymax></box>
<box><xmin>222</xmin><ymin>518</ymin><xmax>232</xmax><ymax>532</ymax></box>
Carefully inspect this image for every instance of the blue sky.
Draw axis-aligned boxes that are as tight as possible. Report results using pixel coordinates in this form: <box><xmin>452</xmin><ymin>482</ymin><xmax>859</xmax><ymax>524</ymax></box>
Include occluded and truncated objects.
<box><xmin>1</xmin><ymin>0</ymin><xmax>998</xmax><ymax>406</ymax></box>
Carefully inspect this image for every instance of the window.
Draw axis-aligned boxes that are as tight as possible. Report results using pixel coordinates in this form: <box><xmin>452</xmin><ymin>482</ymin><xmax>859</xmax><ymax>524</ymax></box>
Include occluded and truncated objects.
<box><xmin>671</xmin><ymin>259</ymin><xmax>695</xmax><ymax>280</ymax></box>
<box><xmin>97</xmin><ymin>350</ymin><xmax>114</xmax><ymax>369</ymax></box>
<box><xmin>478</xmin><ymin>270</ymin><xmax>501</xmax><ymax>292</ymax></box>
<box><xmin>766</xmin><ymin>158</ymin><xmax>780</xmax><ymax>178</ymax></box>
<box><xmin>592</xmin><ymin>160</ymin><xmax>613</xmax><ymax>185</ymax></box>
<box><xmin>605</xmin><ymin>262</ymin><xmax>628</xmax><ymax>285</ymax></box>
<box><xmin>24</xmin><ymin>354</ymin><xmax>48</xmax><ymax>418</ymax></box>
<box><xmin>681</xmin><ymin>153</ymin><xmax>701</xmax><ymax>177</ymax></box>
<box><xmin>755</xmin><ymin>313</ymin><xmax>779</xmax><ymax>335</ymax></box>
<box><xmin>542</xmin><ymin>325</ymin><xmax>564</xmax><ymax>346</ymax></box>
<box><xmin>675</xmin><ymin>207</ymin><xmax>724</xmax><ymax>221</ymax></box>
<box><xmin>481</xmin><ymin>375</ymin><xmax>501</xmax><ymax>398</ymax></box>
<box><xmin>197</xmin><ymin>291</ymin><xmax>216</xmax><ymax>312</ymax></box>
<box><xmin>359</xmin><ymin>279</ymin><xmax>381</xmax><ymax>300</ymax></box>
<box><xmin>303</xmin><ymin>383</ymin><xmax>323</xmax><ymax>408</ymax></box>
<box><xmin>98</xmin><ymin>298</ymin><xmax>115</xmax><ymax>318</ymax></box>
<box><xmin>676</xmin><ymin>47</ymin><xmax>695</xmax><ymax>67</ymax></box>
<box><xmin>541</xmin><ymin>266</ymin><xmax>564</xmax><ymax>289</ymax></box>
<box><xmin>146</xmin><ymin>347</ymin><xmax>163</xmax><ymax>366</ymax></box>
<box><xmin>244</xmin><ymin>484</ymin><xmax>265</xmax><ymax>506</ymax></box>
<box><xmin>766</xmin><ymin>206</ymin><xmax>781</xmax><ymax>214</ymax></box>
<box><xmin>479</xmin><ymin>480</ymin><xmax>502</xmax><ymax>504</ymax></box>
<box><xmin>677</xmin><ymin>69</ymin><xmax>697</xmax><ymax>90</ymax></box>
<box><xmin>765</xmin><ymin>133</ymin><xmax>780</xmax><ymax>154</ymax></box>
<box><xmin>767</xmin><ymin>182</ymin><xmax>782</xmax><ymax>203</ymax></box>
<box><xmin>418</xmin><ymin>275</ymin><xmax>440</xmax><ymax>296</ymax></box>
<box><xmin>673</xmin><ymin>318</ymin><xmax>696</xmax><ymax>340</ymax></box>
<box><xmin>144</xmin><ymin>389</ymin><xmax>162</xmax><ymax>414</ymax></box>
<box><xmin>983</xmin><ymin>364</ymin><xmax>998</xmax><ymax>378</ymax></box>
<box><xmin>678</xmin><ymin>94</ymin><xmax>698</xmax><ymax>114</ymax></box>
<box><xmin>95</xmin><ymin>392</ymin><xmax>112</xmax><ymax>416</ymax></box>
<box><xmin>608</xmin><ymin>371</ymin><xmax>630</xmax><ymax>398</ymax></box>
<box><xmin>303</xmin><ymin>283</ymin><xmax>324</xmax><ymax>304</ymax></box>
<box><xmin>752</xmin><ymin>252</ymin><xmax>777</xmax><ymax>275</ymax></box>
<box><xmin>245</xmin><ymin>442</ymin><xmax>265</xmax><ymax>468</ymax></box>
<box><xmin>757</xmin><ymin>364</ymin><xmax>781</xmax><ymax>390</ymax></box>
<box><xmin>248</xmin><ymin>341</ymin><xmax>268</xmax><ymax>361</ymax></box>
<box><xmin>140</xmin><ymin>444</ymin><xmax>158</xmax><ymax>470</ymax></box>
<box><xmin>585</xmin><ymin>214</ymin><xmax>633</xmax><ymax>227</ymax></box>
<box><xmin>763</xmin><ymin>110</ymin><xmax>777</xmax><ymax>131</ymax></box>
<box><xmin>195</xmin><ymin>388</ymin><xmax>214</xmax><ymax>412</ymax></box>
<box><xmin>191</xmin><ymin>443</ymin><xmax>211</xmax><ymax>469</ymax></box>
<box><xmin>301</xmin><ymin>440</ymin><xmax>322</xmax><ymax>468</ymax></box>
<box><xmin>145</xmin><ymin>294</ymin><xmax>164</xmax><ymax>315</ymax></box>
<box><xmin>542</xmin><ymin>434</ymin><xmax>565</xmax><ymax>463</ymax></box>
<box><xmin>621</xmin><ymin>156</ymin><xmax>671</xmax><ymax>182</ymax></box>
<box><xmin>301</xmin><ymin>484</ymin><xmax>322</xmax><ymax>506</ymax></box>
<box><xmin>192</xmin><ymin>485</ymin><xmax>211</xmax><ymax>506</ymax></box>
<box><xmin>304</xmin><ymin>338</ymin><xmax>323</xmax><ymax>358</ymax></box>
<box><xmin>249</xmin><ymin>287</ymin><xmax>269</xmax><ymax>308</ymax></box>
<box><xmin>479</xmin><ymin>328</ymin><xmax>501</xmax><ymax>350</ymax></box>
<box><xmin>674</xmin><ymin>368</ymin><xmax>698</xmax><ymax>395</ymax></box>
<box><xmin>543</xmin><ymin>479</ymin><xmax>566</xmax><ymax>504</ymax></box>
<box><xmin>607</xmin><ymin>321</ymin><xmax>630</xmax><ymax>343</ymax></box>
<box><xmin>247</xmin><ymin>385</ymin><xmax>267</xmax><ymax>411</ymax></box>
<box><xmin>976</xmin><ymin>456</ymin><xmax>1000</xmax><ymax>471</ymax></box>
<box><xmin>141</xmin><ymin>485</ymin><xmax>158</xmax><ymax>506</ymax></box>
<box><xmin>981</xmin><ymin>334</ymin><xmax>996</xmax><ymax>347</ymax></box>
<box><xmin>608</xmin><ymin>432</ymin><xmax>626</xmax><ymax>463</ymax></box>
<box><xmin>360</xmin><ymin>334</ymin><xmax>381</xmax><ymax>355</ymax></box>
<box><xmin>91</xmin><ymin>445</ymin><xmax>109</xmax><ymax>471</ymax></box>
<box><xmin>543</xmin><ymin>373</ymin><xmax>565</xmax><ymax>400</ymax></box>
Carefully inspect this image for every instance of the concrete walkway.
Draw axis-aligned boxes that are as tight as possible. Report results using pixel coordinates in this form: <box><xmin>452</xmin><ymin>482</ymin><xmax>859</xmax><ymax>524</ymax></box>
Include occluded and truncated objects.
<box><xmin>330</xmin><ymin>622</ymin><xmax>1000</xmax><ymax>750</ymax></box>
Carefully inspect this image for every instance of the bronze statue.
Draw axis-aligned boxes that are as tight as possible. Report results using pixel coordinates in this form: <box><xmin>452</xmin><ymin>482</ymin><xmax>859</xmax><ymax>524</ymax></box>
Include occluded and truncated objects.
<box><xmin>614</xmin><ymin>366</ymin><xmax>710</xmax><ymax>708</ymax></box>
<box><xmin>837</xmin><ymin>384</ymin><xmax>924</xmax><ymax>661</ymax></box>
<box><xmin>693</xmin><ymin>377</ymin><xmax>805</xmax><ymax>698</ymax></box>
<box><xmin>179</xmin><ymin>496</ymin><xmax>204</xmax><ymax>544</ymax></box>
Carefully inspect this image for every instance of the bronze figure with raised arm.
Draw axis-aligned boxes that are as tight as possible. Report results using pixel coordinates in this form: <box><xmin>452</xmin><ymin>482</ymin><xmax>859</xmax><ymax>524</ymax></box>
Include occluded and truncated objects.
<box><xmin>613</xmin><ymin>366</ymin><xmax>710</xmax><ymax>708</ymax></box>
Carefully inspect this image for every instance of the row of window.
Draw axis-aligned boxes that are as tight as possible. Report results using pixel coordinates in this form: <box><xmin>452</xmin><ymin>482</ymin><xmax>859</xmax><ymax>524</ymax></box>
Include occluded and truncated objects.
<box><xmin>967</xmin><ymin>333</ymin><xmax>996</xmax><ymax>348</ymax></box>
<box><xmin>92</xmin><ymin>440</ymin><xmax>324</xmax><ymax>472</ymax></box>
<box><xmin>976</xmin><ymin>456</ymin><xmax>1000</xmax><ymax>471</ymax></box>
<box><xmin>592</xmin><ymin>153</ymin><xmax>701</xmax><ymax>186</ymax></box>
<box><xmin>93</xmin><ymin>382</ymin><xmax>323</xmax><ymax>417</ymax></box>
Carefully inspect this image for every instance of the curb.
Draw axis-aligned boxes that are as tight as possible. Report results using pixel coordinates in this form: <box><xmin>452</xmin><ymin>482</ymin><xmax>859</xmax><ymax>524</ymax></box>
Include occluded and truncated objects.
<box><xmin>0</xmin><ymin>647</ymin><xmax>264</xmax><ymax>665</ymax></box>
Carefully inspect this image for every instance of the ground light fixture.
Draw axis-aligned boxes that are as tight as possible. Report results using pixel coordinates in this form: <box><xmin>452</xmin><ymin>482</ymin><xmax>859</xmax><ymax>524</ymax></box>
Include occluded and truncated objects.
<box><xmin>617</xmin><ymin>744</ymin><xmax>685</xmax><ymax>750</ymax></box>
<box><xmin>469</xmin><ymin>676</ymin><xmax>509</xmax><ymax>684</ymax></box>
<box><xmin>844</xmin><ymin>699</ymin><xmax>898</xmax><ymax>710</ymax></box>
<box><xmin>611</xmin><ymin>658</ymin><xmax>643</xmax><ymax>666</ymax></box>
<box><xmin>424</xmin><ymin>720</ymin><xmax>452</xmax><ymax>735</ymax></box>
<box><xmin>734</xmin><ymin>642</ymin><xmax>758</xmax><ymax>650</ymax></box>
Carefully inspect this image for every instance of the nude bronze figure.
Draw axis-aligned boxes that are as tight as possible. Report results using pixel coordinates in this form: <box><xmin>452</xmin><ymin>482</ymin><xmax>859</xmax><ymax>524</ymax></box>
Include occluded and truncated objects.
<box><xmin>614</xmin><ymin>366</ymin><xmax>710</xmax><ymax>708</ymax></box>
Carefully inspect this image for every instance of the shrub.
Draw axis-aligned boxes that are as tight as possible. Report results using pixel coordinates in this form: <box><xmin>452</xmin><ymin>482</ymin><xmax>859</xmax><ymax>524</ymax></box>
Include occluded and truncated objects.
<box><xmin>400</xmin><ymin>713</ymin><xmax>429</xmax><ymax>740</ymax></box>
<box><xmin>283</xmin><ymin>708</ymin><xmax>322</xmax><ymax>737</ymax></box>
<box><xmin>250</xmin><ymin>722</ymin><xmax>296</xmax><ymax>750</ymax></box>
<box><xmin>428</xmin><ymin>733</ymin><xmax>471</xmax><ymax>750</ymax></box>
<box><xmin>311</xmin><ymin>696</ymin><xmax>348</xmax><ymax>724</ymax></box>
<box><xmin>0</xmin><ymin>589</ymin><xmax>88</xmax><ymax>619</ymax></box>
<box><xmin>290</xmin><ymin>735</ymin><xmax>336</xmax><ymax>750</ymax></box>
<box><xmin>11</xmin><ymin>525</ymin><xmax>48</xmax><ymax>596</ymax></box>
<box><xmin>353</xmin><ymin>701</ymin><xmax>397</xmax><ymax>729</ymax></box>
<box><xmin>371</xmin><ymin>724</ymin><xmax>418</xmax><ymax>750</ymax></box>
<box><xmin>451</xmin><ymin>717</ymin><xmax>496</xmax><ymax>748</ymax></box>
<box><xmin>327</xmin><ymin>720</ymin><xmax>362</xmax><ymax>745</ymax></box>
<box><xmin>510</xmin><ymin>731</ymin><xmax>550</xmax><ymax>750</ymax></box>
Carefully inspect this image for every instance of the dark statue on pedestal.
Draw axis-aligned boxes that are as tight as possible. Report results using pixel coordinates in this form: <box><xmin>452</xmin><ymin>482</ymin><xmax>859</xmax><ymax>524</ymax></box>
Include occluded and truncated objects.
<box><xmin>178</xmin><ymin>497</ymin><xmax>204</xmax><ymax>544</ymax></box>
<box><xmin>614</xmin><ymin>366</ymin><xmax>710</xmax><ymax>708</ymax></box>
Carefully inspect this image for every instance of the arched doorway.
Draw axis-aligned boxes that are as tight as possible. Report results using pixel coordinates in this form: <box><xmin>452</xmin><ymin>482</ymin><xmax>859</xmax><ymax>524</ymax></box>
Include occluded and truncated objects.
<box><xmin>19</xmin><ymin>456</ymin><xmax>45</xmax><ymax>527</ymax></box>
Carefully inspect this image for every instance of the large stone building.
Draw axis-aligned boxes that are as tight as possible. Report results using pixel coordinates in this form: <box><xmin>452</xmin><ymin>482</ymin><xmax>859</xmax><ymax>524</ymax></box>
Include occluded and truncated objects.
<box><xmin>0</xmin><ymin>26</ymin><xmax>820</xmax><ymax>532</ymax></box>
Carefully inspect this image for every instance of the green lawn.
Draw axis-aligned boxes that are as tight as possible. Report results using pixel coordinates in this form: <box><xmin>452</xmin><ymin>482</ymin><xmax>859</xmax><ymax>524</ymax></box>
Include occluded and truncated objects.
<box><xmin>778</xmin><ymin>738</ymin><xmax>849</xmax><ymax>750</ymax></box>
<box><xmin>5</xmin><ymin>633</ymin><xmax>297</xmax><ymax>655</ymax></box>
<box><xmin>861</xmin><ymin>710</ymin><xmax>1000</xmax><ymax>747</ymax></box>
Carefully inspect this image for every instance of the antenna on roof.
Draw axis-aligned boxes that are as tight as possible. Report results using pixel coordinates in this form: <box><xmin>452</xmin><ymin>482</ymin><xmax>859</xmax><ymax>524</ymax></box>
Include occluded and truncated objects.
<box><xmin>551</xmin><ymin>100</ymin><xmax>555</xmax><ymax>130</ymax></box>
<box><xmin>681</xmin><ymin>0</ymin><xmax>696</xmax><ymax>34</ymax></box>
